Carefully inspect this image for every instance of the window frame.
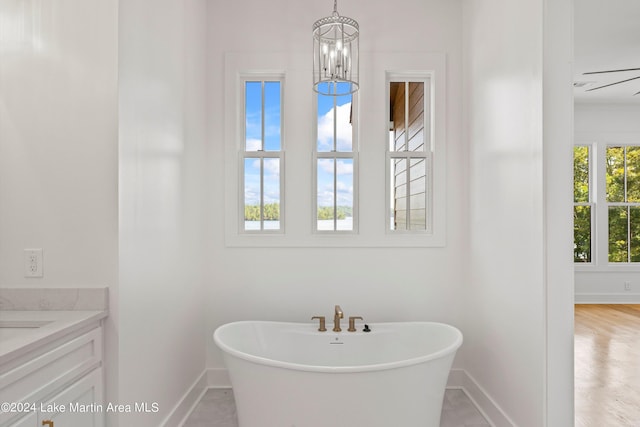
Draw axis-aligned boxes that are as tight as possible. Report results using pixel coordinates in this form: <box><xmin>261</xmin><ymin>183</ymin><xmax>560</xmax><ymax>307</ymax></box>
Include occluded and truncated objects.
<box><xmin>224</xmin><ymin>52</ymin><xmax>446</xmax><ymax>248</ymax></box>
<box><xmin>574</xmin><ymin>140</ymin><xmax>640</xmax><ymax>271</ymax></box>
<box><xmin>604</xmin><ymin>144</ymin><xmax>640</xmax><ymax>264</ymax></box>
<box><xmin>573</xmin><ymin>144</ymin><xmax>594</xmax><ymax>264</ymax></box>
<box><xmin>312</xmin><ymin>83</ymin><xmax>359</xmax><ymax>234</ymax></box>
<box><xmin>239</xmin><ymin>75</ymin><xmax>285</xmax><ymax>234</ymax></box>
<box><xmin>385</xmin><ymin>75</ymin><xmax>433</xmax><ymax>235</ymax></box>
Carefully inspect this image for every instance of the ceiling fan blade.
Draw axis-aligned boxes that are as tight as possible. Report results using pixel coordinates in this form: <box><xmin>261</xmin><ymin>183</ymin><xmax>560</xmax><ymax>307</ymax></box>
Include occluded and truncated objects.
<box><xmin>585</xmin><ymin>75</ymin><xmax>640</xmax><ymax>92</ymax></box>
<box><xmin>635</xmin><ymin>91</ymin><xmax>640</xmax><ymax>96</ymax></box>
<box><xmin>584</xmin><ymin>68</ymin><xmax>640</xmax><ymax>75</ymax></box>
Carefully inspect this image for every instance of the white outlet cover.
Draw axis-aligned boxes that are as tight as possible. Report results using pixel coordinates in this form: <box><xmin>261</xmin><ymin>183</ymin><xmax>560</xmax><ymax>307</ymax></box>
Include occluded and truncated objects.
<box><xmin>24</xmin><ymin>248</ymin><xmax>43</xmax><ymax>278</ymax></box>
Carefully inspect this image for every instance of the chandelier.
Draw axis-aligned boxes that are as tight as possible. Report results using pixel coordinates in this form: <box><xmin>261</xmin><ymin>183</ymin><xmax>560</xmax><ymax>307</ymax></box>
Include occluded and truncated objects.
<box><xmin>312</xmin><ymin>0</ymin><xmax>359</xmax><ymax>96</ymax></box>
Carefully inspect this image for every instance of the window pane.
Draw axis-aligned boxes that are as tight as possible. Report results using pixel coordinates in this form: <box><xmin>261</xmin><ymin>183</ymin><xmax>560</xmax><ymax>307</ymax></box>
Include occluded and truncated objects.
<box><xmin>244</xmin><ymin>158</ymin><xmax>261</xmax><ymax>230</ymax></box>
<box><xmin>606</xmin><ymin>146</ymin><xmax>625</xmax><ymax>202</ymax></box>
<box><xmin>263</xmin><ymin>82</ymin><xmax>281</xmax><ymax>151</ymax></box>
<box><xmin>263</xmin><ymin>158</ymin><xmax>280</xmax><ymax>229</ymax></box>
<box><xmin>407</xmin><ymin>82</ymin><xmax>425</xmax><ymax>152</ymax></box>
<box><xmin>317</xmin><ymin>159</ymin><xmax>335</xmax><ymax>230</ymax></box>
<box><xmin>317</xmin><ymin>88</ymin><xmax>353</xmax><ymax>153</ymax></box>
<box><xmin>317</xmin><ymin>88</ymin><xmax>335</xmax><ymax>153</ymax></box>
<box><xmin>245</xmin><ymin>82</ymin><xmax>262</xmax><ymax>151</ymax></box>
<box><xmin>609</xmin><ymin>206</ymin><xmax>628</xmax><ymax>262</ymax></box>
<box><xmin>243</xmin><ymin>158</ymin><xmax>280</xmax><ymax>231</ymax></box>
<box><xmin>390</xmin><ymin>158</ymin><xmax>407</xmax><ymax>230</ymax></box>
<box><xmin>335</xmin><ymin>94</ymin><xmax>353</xmax><ymax>152</ymax></box>
<box><xmin>574</xmin><ymin>205</ymin><xmax>591</xmax><ymax>262</ymax></box>
<box><xmin>409</xmin><ymin>158</ymin><xmax>427</xmax><ymax>230</ymax></box>
<box><xmin>573</xmin><ymin>146</ymin><xmax>589</xmax><ymax>203</ymax></box>
<box><xmin>627</xmin><ymin>147</ymin><xmax>640</xmax><ymax>202</ymax></box>
<box><xmin>336</xmin><ymin>159</ymin><xmax>353</xmax><ymax>231</ymax></box>
<box><xmin>389</xmin><ymin>82</ymin><xmax>406</xmax><ymax>152</ymax></box>
<box><xmin>631</xmin><ymin>207</ymin><xmax>640</xmax><ymax>262</ymax></box>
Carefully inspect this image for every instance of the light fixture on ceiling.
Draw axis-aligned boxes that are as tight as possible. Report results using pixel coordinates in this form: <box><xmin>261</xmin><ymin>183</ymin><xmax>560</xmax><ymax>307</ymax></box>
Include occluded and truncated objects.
<box><xmin>583</xmin><ymin>67</ymin><xmax>640</xmax><ymax>96</ymax></box>
<box><xmin>312</xmin><ymin>0</ymin><xmax>359</xmax><ymax>96</ymax></box>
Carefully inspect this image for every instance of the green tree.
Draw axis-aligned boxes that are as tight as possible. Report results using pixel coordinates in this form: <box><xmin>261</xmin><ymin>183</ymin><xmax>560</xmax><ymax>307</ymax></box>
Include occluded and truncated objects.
<box><xmin>245</xmin><ymin>203</ymin><xmax>280</xmax><ymax>221</ymax></box>
<box><xmin>574</xmin><ymin>146</ymin><xmax>591</xmax><ymax>262</ymax></box>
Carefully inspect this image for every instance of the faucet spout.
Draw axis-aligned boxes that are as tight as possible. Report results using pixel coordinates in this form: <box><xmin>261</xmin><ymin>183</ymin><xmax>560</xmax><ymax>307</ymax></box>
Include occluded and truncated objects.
<box><xmin>333</xmin><ymin>305</ymin><xmax>344</xmax><ymax>332</ymax></box>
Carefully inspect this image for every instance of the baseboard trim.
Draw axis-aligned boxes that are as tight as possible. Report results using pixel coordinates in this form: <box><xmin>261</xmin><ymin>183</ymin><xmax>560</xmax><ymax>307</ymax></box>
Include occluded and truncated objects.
<box><xmin>162</xmin><ymin>370</ymin><xmax>208</xmax><ymax>427</ymax></box>
<box><xmin>448</xmin><ymin>369</ymin><xmax>516</xmax><ymax>427</ymax></box>
<box><xmin>202</xmin><ymin>367</ymin><xmax>512</xmax><ymax>427</ymax></box>
<box><xmin>207</xmin><ymin>367</ymin><xmax>231</xmax><ymax>388</ymax></box>
<box><xmin>575</xmin><ymin>293</ymin><xmax>640</xmax><ymax>304</ymax></box>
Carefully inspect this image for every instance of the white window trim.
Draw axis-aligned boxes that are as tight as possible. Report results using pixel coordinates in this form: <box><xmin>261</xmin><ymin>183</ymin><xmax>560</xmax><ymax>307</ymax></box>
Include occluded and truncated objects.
<box><xmin>386</xmin><ymin>76</ymin><xmax>433</xmax><ymax>235</ymax></box>
<box><xmin>312</xmin><ymin>88</ymin><xmax>359</xmax><ymax>234</ymax></box>
<box><xmin>573</xmin><ymin>143</ymin><xmax>595</xmax><ymax>267</ymax></box>
<box><xmin>224</xmin><ymin>52</ymin><xmax>447</xmax><ymax>247</ymax></box>
<box><xmin>239</xmin><ymin>76</ymin><xmax>285</xmax><ymax>234</ymax></box>
<box><xmin>575</xmin><ymin>136</ymin><xmax>640</xmax><ymax>271</ymax></box>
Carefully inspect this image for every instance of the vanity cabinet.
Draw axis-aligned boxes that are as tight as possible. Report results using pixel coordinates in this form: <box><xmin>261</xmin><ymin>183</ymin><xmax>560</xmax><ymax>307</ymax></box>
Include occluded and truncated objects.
<box><xmin>1</xmin><ymin>325</ymin><xmax>104</xmax><ymax>427</ymax></box>
<box><xmin>6</xmin><ymin>412</ymin><xmax>36</xmax><ymax>427</ymax></box>
<box><xmin>36</xmin><ymin>368</ymin><xmax>103</xmax><ymax>427</ymax></box>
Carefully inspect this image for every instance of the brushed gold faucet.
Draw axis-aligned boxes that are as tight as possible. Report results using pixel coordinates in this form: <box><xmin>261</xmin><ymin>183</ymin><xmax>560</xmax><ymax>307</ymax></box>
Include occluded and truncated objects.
<box><xmin>311</xmin><ymin>316</ymin><xmax>327</xmax><ymax>332</ymax></box>
<box><xmin>348</xmin><ymin>316</ymin><xmax>363</xmax><ymax>332</ymax></box>
<box><xmin>333</xmin><ymin>305</ymin><xmax>344</xmax><ymax>332</ymax></box>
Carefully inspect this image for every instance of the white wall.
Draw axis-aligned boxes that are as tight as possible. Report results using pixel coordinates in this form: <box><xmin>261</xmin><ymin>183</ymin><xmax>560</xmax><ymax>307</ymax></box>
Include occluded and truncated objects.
<box><xmin>575</xmin><ymin>103</ymin><xmax>640</xmax><ymax>303</ymax></box>
<box><xmin>206</xmin><ymin>0</ymin><xmax>467</xmax><ymax>369</ymax></box>
<box><xmin>0</xmin><ymin>1</ymin><xmax>121</xmax><ymax>423</ymax></box>
<box><xmin>0</xmin><ymin>0</ymin><xmax>118</xmax><ymax>288</ymax></box>
<box><xmin>118</xmin><ymin>0</ymin><xmax>207</xmax><ymax>425</ymax></box>
<box><xmin>543</xmin><ymin>0</ymin><xmax>575</xmax><ymax>423</ymax></box>
<box><xmin>463</xmin><ymin>0</ymin><xmax>556</xmax><ymax>424</ymax></box>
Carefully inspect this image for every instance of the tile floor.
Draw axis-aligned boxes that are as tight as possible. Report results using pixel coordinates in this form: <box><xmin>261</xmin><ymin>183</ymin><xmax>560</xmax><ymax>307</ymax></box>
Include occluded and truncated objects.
<box><xmin>183</xmin><ymin>388</ymin><xmax>490</xmax><ymax>427</ymax></box>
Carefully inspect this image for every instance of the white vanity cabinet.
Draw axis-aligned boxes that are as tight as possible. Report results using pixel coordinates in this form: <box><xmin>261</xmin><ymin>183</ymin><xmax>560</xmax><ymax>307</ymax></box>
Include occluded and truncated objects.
<box><xmin>1</xmin><ymin>323</ymin><xmax>104</xmax><ymax>427</ymax></box>
<box><xmin>36</xmin><ymin>368</ymin><xmax>103</xmax><ymax>427</ymax></box>
<box><xmin>5</xmin><ymin>413</ymin><xmax>36</xmax><ymax>427</ymax></box>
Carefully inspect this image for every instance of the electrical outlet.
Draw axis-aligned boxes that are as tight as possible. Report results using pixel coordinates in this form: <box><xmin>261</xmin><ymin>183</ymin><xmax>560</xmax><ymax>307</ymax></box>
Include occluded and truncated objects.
<box><xmin>624</xmin><ymin>281</ymin><xmax>631</xmax><ymax>291</ymax></box>
<box><xmin>24</xmin><ymin>248</ymin><xmax>43</xmax><ymax>278</ymax></box>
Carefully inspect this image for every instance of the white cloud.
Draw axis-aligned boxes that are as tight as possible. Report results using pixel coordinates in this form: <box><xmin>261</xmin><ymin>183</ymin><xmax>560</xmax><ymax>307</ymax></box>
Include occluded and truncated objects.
<box><xmin>317</xmin><ymin>158</ymin><xmax>353</xmax><ymax>176</ymax></box>
<box><xmin>263</xmin><ymin>158</ymin><xmax>280</xmax><ymax>176</ymax></box>
<box><xmin>245</xmin><ymin>138</ymin><xmax>262</xmax><ymax>151</ymax></box>
<box><xmin>317</xmin><ymin>102</ymin><xmax>352</xmax><ymax>151</ymax></box>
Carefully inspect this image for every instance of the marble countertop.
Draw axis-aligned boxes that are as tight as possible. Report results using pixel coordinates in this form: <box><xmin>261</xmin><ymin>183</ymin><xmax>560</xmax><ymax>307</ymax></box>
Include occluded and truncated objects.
<box><xmin>0</xmin><ymin>287</ymin><xmax>109</xmax><ymax>365</ymax></box>
<box><xmin>0</xmin><ymin>310</ymin><xmax>107</xmax><ymax>365</ymax></box>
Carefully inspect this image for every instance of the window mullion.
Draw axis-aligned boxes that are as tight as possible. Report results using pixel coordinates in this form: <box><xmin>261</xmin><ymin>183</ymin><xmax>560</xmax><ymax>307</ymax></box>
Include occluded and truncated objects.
<box><xmin>597</xmin><ymin>143</ymin><xmax>608</xmax><ymax>266</ymax></box>
<box><xmin>333</xmin><ymin>159</ymin><xmax>338</xmax><ymax>230</ymax></box>
<box><xmin>405</xmin><ymin>81</ymin><xmax>411</xmax><ymax>229</ymax></box>
<box><xmin>259</xmin><ymin>81</ymin><xmax>265</xmax><ymax>230</ymax></box>
<box><xmin>628</xmin><ymin>205</ymin><xmax>632</xmax><ymax>262</ymax></box>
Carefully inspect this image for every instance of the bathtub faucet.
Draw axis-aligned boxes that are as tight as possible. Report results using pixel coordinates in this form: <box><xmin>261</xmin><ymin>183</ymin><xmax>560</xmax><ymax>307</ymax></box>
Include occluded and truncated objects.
<box><xmin>333</xmin><ymin>305</ymin><xmax>344</xmax><ymax>332</ymax></box>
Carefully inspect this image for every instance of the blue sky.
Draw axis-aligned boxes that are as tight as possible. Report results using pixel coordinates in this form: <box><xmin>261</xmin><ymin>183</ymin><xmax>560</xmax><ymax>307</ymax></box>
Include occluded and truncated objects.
<box><xmin>244</xmin><ymin>81</ymin><xmax>281</xmax><ymax>207</ymax></box>
<box><xmin>243</xmin><ymin>81</ymin><xmax>354</xmax><ymax>213</ymax></box>
<box><xmin>316</xmin><ymin>82</ymin><xmax>354</xmax><ymax>209</ymax></box>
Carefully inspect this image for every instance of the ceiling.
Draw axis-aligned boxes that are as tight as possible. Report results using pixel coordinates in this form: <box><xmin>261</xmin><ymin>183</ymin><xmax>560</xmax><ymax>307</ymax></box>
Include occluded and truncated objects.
<box><xmin>574</xmin><ymin>0</ymin><xmax>640</xmax><ymax>103</ymax></box>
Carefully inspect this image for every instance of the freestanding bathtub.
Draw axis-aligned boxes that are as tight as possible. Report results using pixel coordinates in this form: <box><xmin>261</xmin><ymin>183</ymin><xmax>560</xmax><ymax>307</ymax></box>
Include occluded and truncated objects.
<box><xmin>213</xmin><ymin>320</ymin><xmax>463</xmax><ymax>427</ymax></box>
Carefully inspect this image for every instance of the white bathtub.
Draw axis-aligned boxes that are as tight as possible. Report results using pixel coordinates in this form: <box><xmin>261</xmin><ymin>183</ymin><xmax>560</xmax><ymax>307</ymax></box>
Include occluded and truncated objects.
<box><xmin>213</xmin><ymin>320</ymin><xmax>463</xmax><ymax>427</ymax></box>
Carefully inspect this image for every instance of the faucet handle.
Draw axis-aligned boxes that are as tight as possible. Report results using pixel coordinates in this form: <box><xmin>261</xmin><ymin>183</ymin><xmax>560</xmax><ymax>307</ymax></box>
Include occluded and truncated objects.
<box><xmin>348</xmin><ymin>316</ymin><xmax>364</xmax><ymax>332</ymax></box>
<box><xmin>311</xmin><ymin>316</ymin><xmax>327</xmax><ymax>332</ymax></box>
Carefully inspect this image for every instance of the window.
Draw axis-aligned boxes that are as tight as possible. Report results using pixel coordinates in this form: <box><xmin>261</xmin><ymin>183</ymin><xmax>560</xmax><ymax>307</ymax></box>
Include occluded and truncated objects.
<box><xmin>606</xmin><ymin>146</ymin><xmax>640</xmax><ymax>262</ymax></box>
<box><xmin>573</xmin><ymin>142</ymin><xmax>640</xmax><ymax>266</ymax></box>
<box><xmin>241</xmin><ymin>79</ymin><xmax>283</xmax><ymax>232</ymax></box>
<box><xmin>314</xmin><ymin>82</ymin><xmax>357</xmax><ymax>232</ymax></box>
<box><xmin>573</xmin><ymin>145</ymin><xmax>592</xmax><ymax>262</ymax></box>
<box><xmin>225</xmin><ymin>53</ymin><xmax>446</xmax><ymax>247</ymax></box>
<box><xmin>387</xmin><ymin>79</ymin><xmax>431</xmax><ymax>232</ymax></box>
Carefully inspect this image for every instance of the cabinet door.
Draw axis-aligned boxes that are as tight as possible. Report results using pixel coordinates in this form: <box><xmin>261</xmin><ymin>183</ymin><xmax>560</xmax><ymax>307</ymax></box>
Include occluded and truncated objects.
<box><xmin>7</xmin><ymin>411</ymin><xmax>36</xmax><ymax>427</ymax></box>
<box><xmin>37</xmin><ymin>368</ymin><xmax>103</xmax><ymax>427</ymax></box>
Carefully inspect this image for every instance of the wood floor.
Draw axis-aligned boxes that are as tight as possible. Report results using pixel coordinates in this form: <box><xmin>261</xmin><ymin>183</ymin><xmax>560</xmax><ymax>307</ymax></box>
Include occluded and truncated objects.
<box><xmin>575</xmin><ymin>304</ymin><xmax>640</xmax><ymax>427</ymax></box>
